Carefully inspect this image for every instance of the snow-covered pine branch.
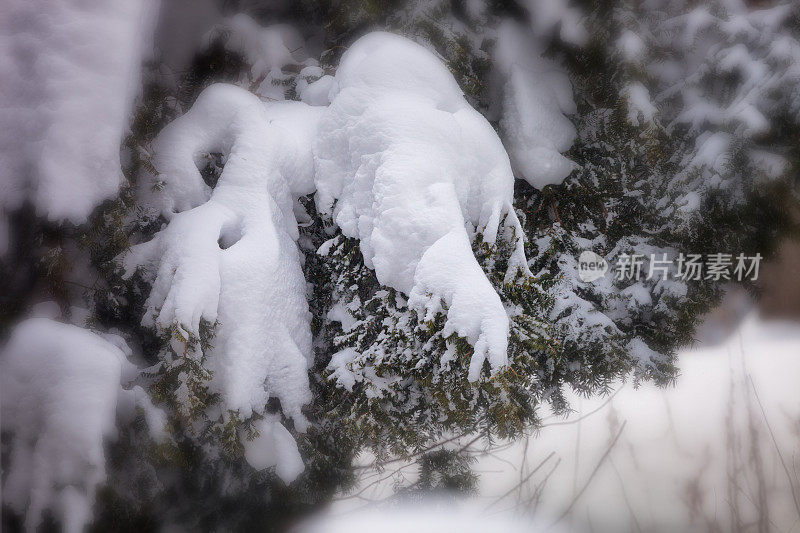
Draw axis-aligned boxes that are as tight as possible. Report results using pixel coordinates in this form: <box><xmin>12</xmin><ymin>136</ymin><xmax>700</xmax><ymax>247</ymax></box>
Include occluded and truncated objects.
<box><xmin>1</xmin><ymin>1</ymin><xmax>797</xmax><ymax>530</ymax></box>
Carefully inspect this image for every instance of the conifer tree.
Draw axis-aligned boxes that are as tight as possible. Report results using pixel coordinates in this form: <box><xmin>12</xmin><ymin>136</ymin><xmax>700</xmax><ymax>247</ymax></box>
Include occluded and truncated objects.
<box><xmin>1</xmin><ymin>0</ymin><xmax>797</xmax><ymax>530</ymax></box>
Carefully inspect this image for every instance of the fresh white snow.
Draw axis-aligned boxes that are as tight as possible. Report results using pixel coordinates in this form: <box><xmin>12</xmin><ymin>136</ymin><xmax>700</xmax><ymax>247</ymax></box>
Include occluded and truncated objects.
<box><xmin>124</xmin><ymin>83</ymin><xmax>323</xmax><ymax>430</ymax></box>
<box><xmin>6</xmin><ymin>26</ymin><xmax>641</xmax><ymax>498</ymax></box>
<box><xmin>243</xmin><ymin>415</ymin><xmax>305</xmax><ymax>483</ymax></box>
<box><xmin>494</xmin><ymin>22</ymin><xmax>578</xmax><ymax>188</ymax></box>
<box><xmin>622</xmin><ymin>82</ymin><xmax>657</xmax><ymax>126</ymax></box>
<box><xmin>314</xmin><ymin>31</ymin><xmax>530</xmax><ymax>380</ymax></box>
<box><xmin>120</xmin><ymin>29</ymin><xmax>563</xmax><ymax>482</ymax></box>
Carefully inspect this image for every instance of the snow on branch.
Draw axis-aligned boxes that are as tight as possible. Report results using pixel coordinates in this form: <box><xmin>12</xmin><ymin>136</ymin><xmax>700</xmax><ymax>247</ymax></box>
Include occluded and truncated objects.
<box><xmin>494</xmin><ymin>22</ymin><xmax>578</xmax><ymax>187</ymax></box>
<box><xmin>314</xmin><ymin>32</ymin><xmax>529</xmax><ymax>380</ymax></box>
<box><xmin>123</xmin><ymin>84</ymin><xmax>323</xmax><ymax>431</ymax></box>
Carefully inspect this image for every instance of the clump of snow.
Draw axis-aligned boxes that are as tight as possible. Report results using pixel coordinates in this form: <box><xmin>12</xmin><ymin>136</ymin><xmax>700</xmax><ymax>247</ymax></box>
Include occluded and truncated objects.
<box><xmin>327</xmin><ymin>347</ymin><xmax>359</xmax><ymax>391</ymax></box>
<box><xmin>626</xmin><ymin>337</ymin><xmax>661</xmax><ymax>370</ymax></box>
<box><xmin>0</xmin><ymin>318</ymin><xmax>156</xmax><ymax>533</ymax></box>
<box><xmin>686</xmin><ymin>132</ymin><xmax>732</xmax><ymax>175</ymax></box>
<box><xmin>676</xmin><ymin>190</ymin><xmax>701</xmax><ymax>213</ymax></box>
<box><xmin>623</xmin><ymin>83</ymin><xmax>657</xmax><ymax>126</ymax></box>
<box><xmin>494</xmin><ymin>23</ymin><xmax>578</xmax><ymax>188</ymax></box>
<box><xmin>300</xmin><ymin>74</ymin><xmax>336</xmax><ymax>106</ymax></box>
<box><xmin>315</xmin><ymin>32</ymin><xmax>528</xmax><ymax>380</ymax></box>
<box><xmin>243</xmin><ymin>415</ymin><xmax>305</xmax><ymax>483</ymax></box>
<box><xmin>124</xmin><ymin>83</ymin><xmax>323</xmax><ymax>434</ymax></box>
<box><xmin>0</xmin><ymin>0</ymin><xmax>157</xmax><ymax>243</ymax></box>
<box><xmin>617</xmin><ymin>29</ymin><xmax>645</xmax><ymax>62</ymax></box>
<box><xmin>296</xmin><ymin>66</ymin><xmax>336</xmax><ymax>106</ymax></box>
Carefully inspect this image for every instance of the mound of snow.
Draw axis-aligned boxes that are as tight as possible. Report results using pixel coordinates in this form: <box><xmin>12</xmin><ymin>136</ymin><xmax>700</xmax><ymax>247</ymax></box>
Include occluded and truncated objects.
<box><xmin>0</xmin><ymin>318</ymin><xmax>151</xmax><ymax>533</ymax></box>
<box><xmin>124</xmin><ymin>83</ymin><xmax>323</xmax><ymax>430</ymax></box>
<box><xmin>623</xmin><ymin>82</ymin><xmax>657</xmax><ymax>126</ymax></box>
<box><xmin>315</xmin><ymin>32</ymin><xmax>528</xmax><ymax>380</ymax></box>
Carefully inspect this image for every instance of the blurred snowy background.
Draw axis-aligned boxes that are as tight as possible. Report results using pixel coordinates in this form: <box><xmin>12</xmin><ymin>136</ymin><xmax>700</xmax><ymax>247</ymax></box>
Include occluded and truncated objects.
<box><xmin>303</xmin><ymin>287</ymin><xmax>800</xmax><ymax>532</ymax></box>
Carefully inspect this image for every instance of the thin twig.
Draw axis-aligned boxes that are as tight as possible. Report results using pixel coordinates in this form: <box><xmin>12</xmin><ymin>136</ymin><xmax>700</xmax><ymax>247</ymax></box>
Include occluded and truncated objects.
<box><xmin>551</xmin><ymin>420</ymin><xmax>627</xmax><ymax>526</ymax></box>
<box><xmin>485</xmin><ymin>452</ymin><xmax>557</xmax><ymax>510</ymax></box>
<box><xmin>748</xmin><ymin>374</ymin><xmax>800</xmax><ymax>521</ymax></box>
<box><xmin>541</xmin><ymin>385</ymin><xmax>625</xmax><ymax>426</ymax></box>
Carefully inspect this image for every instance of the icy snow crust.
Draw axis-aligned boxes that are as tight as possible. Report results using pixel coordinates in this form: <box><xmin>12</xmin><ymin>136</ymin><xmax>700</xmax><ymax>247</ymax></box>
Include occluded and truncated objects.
<box><xmin>315</xmin><ymin>32</ymin><xmax>528</xmax><ymax>380</ymax></box>
<box><xmin>0</xmin><ymin>319</ymin><xmax>153</xmax><ymax>533</ymax></box>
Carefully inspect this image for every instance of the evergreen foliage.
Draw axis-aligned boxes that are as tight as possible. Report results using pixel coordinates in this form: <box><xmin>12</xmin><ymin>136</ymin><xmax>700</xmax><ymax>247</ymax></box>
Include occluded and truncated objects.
<box><xmin>1</xmin><ymin>0</ymin><xmax>798</xmax><ymax>531</ymax></box>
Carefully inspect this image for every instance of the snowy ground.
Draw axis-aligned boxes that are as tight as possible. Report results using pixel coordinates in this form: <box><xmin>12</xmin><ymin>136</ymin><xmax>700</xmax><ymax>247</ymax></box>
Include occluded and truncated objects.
<box><xmin>480</xmin><ymin>311</ymin><xmax>800</xmax><ymax>532</ymax></box>
<box><xmin>310</xmin><ymin>307</ymin><xmax>800</xmax><ymax>532</ymax></box>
